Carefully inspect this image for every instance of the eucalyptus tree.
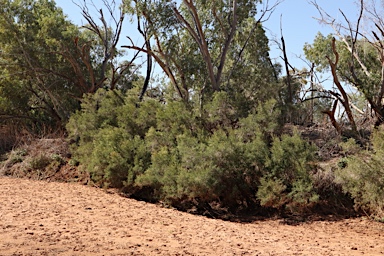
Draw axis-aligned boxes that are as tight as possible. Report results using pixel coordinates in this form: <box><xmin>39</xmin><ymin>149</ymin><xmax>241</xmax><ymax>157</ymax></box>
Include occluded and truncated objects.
<box><xmin>123</xmin><ymin>0</ymin><xmax>282</xmax><ymax>107</ymax></box>
<box><xmin>305</xmin><ymin>0</ymin><xmax>384</xmax><ymax>130</ymax></box>
<box><xmin>71</xmin><ymin>0</ymin><xmax>141</xmax><ymax>93</ymax></box>
<box><xmin>0</xmin><ymin>0</ymin><xmax>141</xmax><ymax>130</ymax></box>
<box><xmin>0</xmin><ymin>0</ymin><xmax>83</xmax><ymax>128</ymax></box>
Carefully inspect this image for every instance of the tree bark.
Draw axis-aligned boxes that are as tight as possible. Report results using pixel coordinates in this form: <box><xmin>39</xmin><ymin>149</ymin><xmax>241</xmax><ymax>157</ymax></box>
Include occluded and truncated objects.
<box><xmin>327</xmin><ymin>37</ymin><xmax>357</xmax><ymax>133</ymax></box>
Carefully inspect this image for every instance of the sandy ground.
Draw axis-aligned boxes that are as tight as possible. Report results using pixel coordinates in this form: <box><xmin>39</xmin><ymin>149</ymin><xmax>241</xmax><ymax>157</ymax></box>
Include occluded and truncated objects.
<box><xmin>0</xmin><ymin>177</ymin><xmax>383</xmax><ymax>256</ymax></box>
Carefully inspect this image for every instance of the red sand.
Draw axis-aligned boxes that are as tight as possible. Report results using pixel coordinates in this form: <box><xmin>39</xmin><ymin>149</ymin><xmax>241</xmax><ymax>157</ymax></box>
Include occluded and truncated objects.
<box><xmin>1</xmin><ymin>177</ymin><xmax>383</xmax><ymax>256</ymax></box>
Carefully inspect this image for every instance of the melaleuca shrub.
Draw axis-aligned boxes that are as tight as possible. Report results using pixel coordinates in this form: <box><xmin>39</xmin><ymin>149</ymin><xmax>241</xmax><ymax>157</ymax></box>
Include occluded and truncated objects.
<box><xmin>136</xmin><ymin>96</ymin><xmax>278</xmax><ymax>210</ymax></box>
<box><xmin>203</xmin><ymin>91</ymin><xmax>238</xmax><ymax>130</ymax></box>
<box><xmin>336</xmin><ymin>129</ymin><xmax>384</xmax><ymax>217</ymax></box>
<box><xmin>202</xmin><ymin>129</ymin><xmax>269</xmax><ymax>208</ymax></box>
<box><xmin>257</xmin><ymin>131</ymin><xmax>319</xmax><ymax>211</ymax></box>
<box><xmin>66</xmin><ymin>89</ymin><xmax>126</xmax><ymax>179</ymax></box>
<box><xmin>86</xmin><ymin>127</ymin><xmax>150</xmax><ymax>188</ymax></box>
<box><xmin>251</xmin><ymin>99</ymin><xmax>282</xmax><ymax>136</ymax></box>
<box><xmin>135</xmin><ymin>100</ymin><xmax>206</xmax><ymax>203</ymax></box>
<box><xmin>67</xmin><ymin>89</ymin><xmax>125</xmax><ymax>146</ymax></box>
<box><xmin>116</xmin><ymin>96</ymin><xmax>160</xmax><ymax>138</ymax></box>
<box><xmin>256</xmin><ymin>177</ymin><xmax>287</xmax><ymax>208</ymax></box>
<box><xmin>138</xmin><ymin>132</ymin><xmax>213</xmax><ymax>203</ymax></box>
<box><xmin>135</xmin><ymin>92</ymin><xmax>281</xmax><ymax>208</ymax></box>
<box><xmin>155</xmin><ymin>100</ymin><xmax>198</xmax><ymax>136</ymax></box>
<box><xmin>137</xmin><ymin>123</ymin><xmax>270</xmax><ymax>209</ymax></box>
<box><xmin>66</xmin><ymin>88</ymin><xmax>159</xmax><ymax>188</ymax></box>
<box><xmin>134</xmin><ymin>100</ymin><xmax>203</xmax><ymax>201</ymax></box>
<box><xmin>236</xmin><ymin>101</ymin><xmax>282</xmax><ymax>150</ymax></box>
<box><xmin>135</xmin><ymin>144</ymin><xmax>181</xmax><ymax>200</ymax></box>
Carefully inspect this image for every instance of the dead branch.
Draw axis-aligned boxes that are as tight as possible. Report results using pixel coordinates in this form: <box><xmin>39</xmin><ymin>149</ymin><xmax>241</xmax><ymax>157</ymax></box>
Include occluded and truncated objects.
<box><xmin>326</xmin><ymin>37</ymin><xmax>357</xmax><ymax>132</ymax></box>
<box><xmin>323</xmin><ymin>99</ymin><xmax>342</xmax><ymax>134</ymax></box>
<box><xmin>311</xmin><ymin>0</ymin><xmax>371</xmax><ymax>78</ymax></box>
<box><xmin>281</xmin><ymin>28</ymin><xmax>292</xmax><ymax>104</ymax></box>
<box><xmin>73</xmin><ymin>0</ymin><xmax>128</xmax><ymax>91</ymax></box>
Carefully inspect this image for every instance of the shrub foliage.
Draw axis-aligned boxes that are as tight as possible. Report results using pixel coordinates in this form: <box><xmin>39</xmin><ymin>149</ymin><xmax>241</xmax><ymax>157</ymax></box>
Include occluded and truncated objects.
<box><xmin>336</xmin><ymin>130</ymin><xmax>384</xmax><ymax>217</ymax></box>
<box><xmin>67</xmin><ymin>89</ymin><xmax>319</xmax><ymax>213</ymax></box>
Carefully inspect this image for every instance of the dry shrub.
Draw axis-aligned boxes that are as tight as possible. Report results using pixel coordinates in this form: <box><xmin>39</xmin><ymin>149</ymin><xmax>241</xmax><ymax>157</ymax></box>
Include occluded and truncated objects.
<box><xmin>0</xmin><ymin>135</ymin><xmax>88</xmax><ymax>183</ymax></box>
<box><xmin>0</xmin><ymin>121</ymin><xmax>67</xmax><ymax>155</ymax></box>
<box><xmin>0</xmin><ymin>124</ymin><xmax>20</xmax><ymax>155</ymax></box>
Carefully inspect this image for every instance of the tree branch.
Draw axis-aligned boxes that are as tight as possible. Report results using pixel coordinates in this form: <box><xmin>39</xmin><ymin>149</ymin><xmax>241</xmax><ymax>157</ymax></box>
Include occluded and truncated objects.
<box><xmin>326</xmin><ymin>37</ymin><xmax>357</xmax><ymax>132</ymax></box>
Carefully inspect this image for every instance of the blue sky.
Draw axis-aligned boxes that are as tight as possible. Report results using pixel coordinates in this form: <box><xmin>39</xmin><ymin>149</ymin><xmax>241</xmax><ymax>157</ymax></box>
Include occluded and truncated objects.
<box><xmin>263</xmin><ymin>0</ymin><xmax>358</xmax><ymax>69</ymax></box>
<box><xmin>55</xmin><ymin>0</ymin><xmax>359</xmax><ymax>71</ymax></box>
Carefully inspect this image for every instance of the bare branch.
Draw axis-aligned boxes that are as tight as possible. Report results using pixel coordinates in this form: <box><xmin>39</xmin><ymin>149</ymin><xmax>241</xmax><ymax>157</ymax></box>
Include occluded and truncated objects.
<box><xmin>311</xmin><ymin>0</ymin><xmax>371</xmax><ymax>78</ymax></box>
<box><xmin>122</xmin><ymin>44</ymin><xmax>184</xmax><ymax>100</ymax></box>
<box><xmin>280</xmin><ymin>15</ymin><xmax>292</xmax><ymax>104</ymax></box>
<box><xmin>326</xmin><ymin>37</ymin><xmax>357</xmax><ymax>132</ymax></box>
<box><xmin>72</xmin><ymin>0</ymin><xmax>127</xmax><ymax>91</ymax></box>
<box><xmin>323</xmin><ymin>99</ymin><xmax>342</xmax><ymax>134</ymax></box>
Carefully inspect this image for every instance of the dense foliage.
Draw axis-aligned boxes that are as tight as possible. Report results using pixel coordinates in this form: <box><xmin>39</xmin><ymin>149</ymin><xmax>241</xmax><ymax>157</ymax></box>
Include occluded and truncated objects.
<box><xmin>337</xmin><ymin>130</ymin><xmax>384</xmax><ymax>218</ymax></box>
<box><xmin>2</xmin><ymin>0</ymin><xmax>384</xmax><ymax>217</ymax></box>
<box><xmin>67</xmin><ymin>88</ymin><xmax>319</xmax><ymax>213</ymax></box>
<box><xmin>0</xmin><ymin>0</ymin><xmax>82</xmax><ymax>128</ymax></box>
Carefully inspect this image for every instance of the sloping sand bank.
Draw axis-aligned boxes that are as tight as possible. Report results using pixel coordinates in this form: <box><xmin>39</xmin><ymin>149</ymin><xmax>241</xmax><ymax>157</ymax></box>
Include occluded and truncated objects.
<box><xmin>0</xmin><ymin>177</ymin><xmax>383</xmax><ymax>256</ymax></box>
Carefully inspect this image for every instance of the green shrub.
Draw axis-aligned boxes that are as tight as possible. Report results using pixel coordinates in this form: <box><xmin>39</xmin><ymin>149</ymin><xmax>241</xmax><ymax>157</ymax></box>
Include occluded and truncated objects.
<box><xmin>257</xmin><ymin>177</ymin><xmax>287</xmax><ymax>208</ymax></box>
<box><xmin>138</xmin><ymin>123</ymin><xmax>270</xmax><ymax>209</ymax></box>
<box><xmin>67</xmin><ymin>88</ymin><xmax>322</xmax><ymax>214</ymax></box>
<box><xmin>155</xmin><ymin>100</ymin><xmax>197</xmax><ymax>137</ymax></box>
<box><xmin>51</xmin><ymin>154</ymin><xmax>65</xmax><ymax>165</ymax></box>
<box><xmin>204</xmin><ymin>91</ymin><xmax>238</xmax><ymax>129</ymax></box>
<box><xmin>288</xmin><ymin>179</ymin><xmax>319</xmax><ymax>205</ymax></box>
<box><xmin>30</xmin><ymin>155</ymin><xmax>51</xmax><ymax>170</ymax></box>
<box><xmin>86</xmin><ymin>127</ymin><xmax>150</xmax><ymax>188</ymax></box>
<box><xmin>8</xmin><ymin>155</ymin><xmax>23</xmax><ymax>165</ymax></box>
<box><xmin>336</xmin><ymin>129</ymin><xmax>384</xmax><ymax>217</ymax></box>
<box><xmin>67</xmin><ymin>89</ymin><xmax>125</xmax><ymax>145</ymax></box>
<box><xmin>137</xmin><ymin>129</ymin><xmax>212</xmax><ymax>203</ymax></box>
<box><xmin>257</xmin><ymin>131</ymin><xmax>319</xmax><ymax>211</ymax></box>
<box><xmin>339</xmin><ymin>138</ymin><xmax>362</xmax><ymax>155</ymax></box>
<box><xmin>68</xmin><ymin>158</ymin><xmax>79</xmax><ymax>166</ymax></box>
<box><xmin>202</xmin><ymin>129</ymin><xmax>269</xmax><ymax>207</ymax></box>
<box><xmin>337</xmin><ymin>157</ymin><xmax>348</xmax><ymax>169</ymax></box>
<box><xmin>66</xmin><ymin>88</ymin><xmax>157</xmax><ymax>188</ymax></box>
<box><xmin>5</xmin><ymin>149</ymin><xmax>27</xmax><ymax>165</ymax></box>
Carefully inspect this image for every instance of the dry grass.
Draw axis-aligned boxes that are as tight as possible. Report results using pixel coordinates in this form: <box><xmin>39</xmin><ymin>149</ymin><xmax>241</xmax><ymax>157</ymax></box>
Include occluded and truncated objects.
<box><xmin>0</xmin><ymin>135</ymin><xmax>88</xmax><ymax>183</ymax></box>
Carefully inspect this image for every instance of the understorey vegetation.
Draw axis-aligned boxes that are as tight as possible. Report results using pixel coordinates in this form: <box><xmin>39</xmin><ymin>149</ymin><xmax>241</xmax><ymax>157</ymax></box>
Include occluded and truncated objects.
<box><xmin>67</xmin><ymin>89</ymin><xmax>323</xmax><ymax>215</ymax></box>
<box><xmin>1</xmin><ymin>0</ymin><xmax>384</xmax><ymax>219</ymax></box>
